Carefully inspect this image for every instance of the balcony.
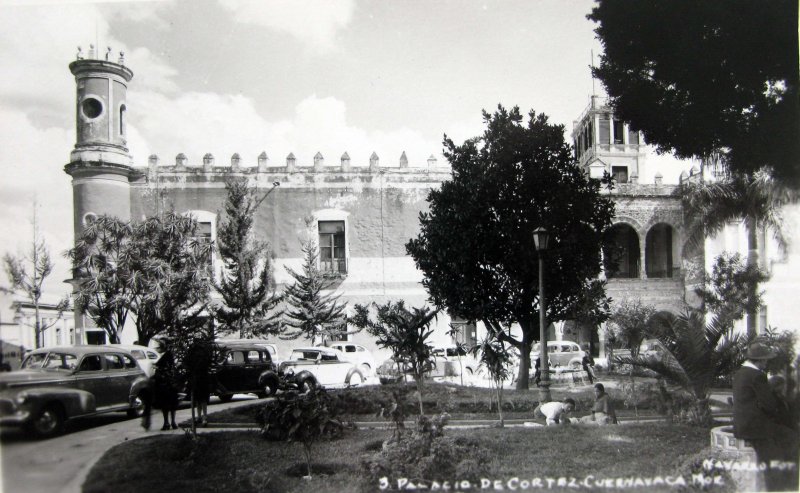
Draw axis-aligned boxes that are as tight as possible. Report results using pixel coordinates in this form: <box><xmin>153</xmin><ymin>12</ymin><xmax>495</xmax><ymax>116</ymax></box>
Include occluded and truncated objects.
<box><xmin>320</xmin><ymin>258</ymin><xmax>347</xmax><ymax>278</ymax></box>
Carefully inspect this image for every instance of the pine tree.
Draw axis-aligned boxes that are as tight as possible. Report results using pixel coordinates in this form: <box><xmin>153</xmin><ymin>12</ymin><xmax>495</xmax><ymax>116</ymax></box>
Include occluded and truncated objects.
<box><xmin>214</xmin><ymin>178</ymin><xmax>281</xmax><ymax>338</ymax></box>
<box><xmin>282</xmin><ymin>241</ymin><xmax>350</xmax><ymax>346</ymax></box>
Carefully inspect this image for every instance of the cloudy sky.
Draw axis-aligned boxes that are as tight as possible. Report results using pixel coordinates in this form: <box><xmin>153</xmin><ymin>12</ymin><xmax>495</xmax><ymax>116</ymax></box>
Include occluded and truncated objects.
<box><xmin>0</xmin><ymin>0</ymin><xmax>694</xmax><ymax>299</ymax></box>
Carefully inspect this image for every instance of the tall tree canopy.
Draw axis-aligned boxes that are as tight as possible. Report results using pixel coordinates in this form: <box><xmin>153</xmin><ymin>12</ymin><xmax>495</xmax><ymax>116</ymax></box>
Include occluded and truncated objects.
<box><xmin>589</xmin><ymin>0</ymin><xmax>799</xmax><ymax>185</ymax></box>
<box><xmin>69</xmin><ymin>213</ymin><xmax>211</xmax><ymax>345</ymax></box>
<box><xmin>406</xmin><ymin>106</ymin><xmax>615</xmax><ymax>388</ymax></box>
<box><xmin>214</xmin><ymin>178</ymin><xmax>282</xmax><ymax>338</ymax></box>
<box><xmin>282</xmin><ymin>240</ymin><xmax>350</xmax><ymax>346</ymax></box>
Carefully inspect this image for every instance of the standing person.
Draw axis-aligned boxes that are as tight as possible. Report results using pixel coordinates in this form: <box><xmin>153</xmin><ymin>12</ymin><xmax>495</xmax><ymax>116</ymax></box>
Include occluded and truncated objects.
<box><xmin>733</xmin><ymin>342</ymin><xmax>799</xmax><ymax>491</ymax></box>
<box><xmin>580</xmin><ymin>383</ymin><xmax>616</xmax><ymax>424</ymax></box>
<box><xmin>153</xmin><ymin>341</ymin><xmax>180</xmax><ymax>431</ymax></box>
<box><xmin>581</xmin><ymin>348</ymin><xmax>595</xmax><ymax>384</ymax></box>
<box><xmin>188</xmin><ymin>340</ymin><xmax>213</xmax><ymax>427</ymax></box>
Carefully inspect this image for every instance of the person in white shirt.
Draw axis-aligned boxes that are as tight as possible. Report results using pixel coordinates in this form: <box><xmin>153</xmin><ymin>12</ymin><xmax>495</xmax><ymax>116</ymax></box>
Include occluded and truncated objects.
<box><xmin>534</xmin><ymin>398</ymin><xmax>576</xmax><ymax>425</ymax></box>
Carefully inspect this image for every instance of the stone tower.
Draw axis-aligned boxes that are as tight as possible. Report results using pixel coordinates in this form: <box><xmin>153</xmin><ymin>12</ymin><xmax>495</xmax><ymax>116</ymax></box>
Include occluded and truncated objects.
<box><xmin>64</xmin><ymin>46</ymin><xmax>137</xmax><ymax>344</ymax></box>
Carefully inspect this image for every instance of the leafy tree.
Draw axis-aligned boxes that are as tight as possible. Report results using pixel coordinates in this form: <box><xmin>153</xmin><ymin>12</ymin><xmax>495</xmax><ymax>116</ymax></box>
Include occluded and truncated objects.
<box><xmin>3</xmin><ymin>208</ymin><xmax>68</xmax><ymax>348</ymax></box>
<box><xmin>69</xmin><ymin>213</ymin><xmax>211</xmax><ymax>345</ymax></box>
<box><xmin>565</xmin><ymin>279</ymin><xmax>612</xmax><ymax>356</ymax></box>
<box><xmin>214</xmin><ymin>178</ymin><xmax>282</xmax><ymax>338</ymax></box>
<box><xmin>471</xmin><ymin>337</ymin><xmax>513</xmax><ymax>427</ymax></box>
<box><xmin>351</xmin><ymin>301</ymin><xmax>439</xmax><ymax>414</ymax></box>
<box><xmin>618</xmin><ymin>310</ymin><xmax>750</xmax><ymax>426</ymax></box>
<box><xmin>407</xmin><ymin>106</ymin><xmax>615</xmax><ymax>389</ymax></box>
<box><xmin>761</xmin><ymin>326</ymin><xmax>797</xmax><ymax>377</ymax></box>
<box><xmin>589</xmin><ymin>0</ymin><xmax>799</xmax><ymax>185</ymax></box>
<box><xmin>683</xmin><ymin>171</ymin><xmax>789</xmax><ymax>337</ymax></box>
<box><xmin>129</xmin><ymin>212</ymin><xmax>212</xmax><ymax>345</ymax></box>
<box><xmin>282</xmin><ymin>241</ymin><xmax>352</xmax><ymax>346</ymax></box>
<box><xmin>608</xmin><ymin>299</ymin><xmax>656</xmax><ymax>418</ymax></box>
<box><xmin>68</xmin><ymin>216</ymin><xmax>136</xmax><ymax>344</ymax></box>
<box><xmin>695</xmin><ymin>253</ymin><xmax>768</xmax><ymax>331</ymax></box>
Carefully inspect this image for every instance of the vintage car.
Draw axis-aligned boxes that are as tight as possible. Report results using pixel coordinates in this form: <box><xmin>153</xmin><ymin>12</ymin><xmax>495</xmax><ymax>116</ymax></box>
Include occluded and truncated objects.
<box><xmin>431</xmin><ymin>346</ymin><xmax>480</xmax><ymax>378</ymax></box>
<box><xmin>0</xmin><ymin>346</ymin><xmax>150</xmax><ymax>438</ymax></box>
<box><xmin>532</xmin><ymin>340</ymin><xmax>584</xmax><ymax>368</ymax></box>
<box><xmin>213</xmin><ymin>341</ymin><xmax>280</xmax><ymax>401</ymax></box>
<box><xmin>271</xmin><ymin>347</ymin><xmax>364</xmax><ymax>390</ymax></box>
<box><xmin>328</xmin><ymin>342</ymin><xmax>376</xmax><ymax>376</ymax></box>
<box><xmin>107</xmin><ymin>344</ymin><xmax>161</xmax><ymax>377</ymax></box>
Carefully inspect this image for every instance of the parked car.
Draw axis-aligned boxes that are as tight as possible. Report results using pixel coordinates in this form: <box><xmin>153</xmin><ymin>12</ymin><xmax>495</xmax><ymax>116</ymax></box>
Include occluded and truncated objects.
<box><xmin>431</xmin><ymin>346</ymin><xmax>480</xmax><ymax>378</ymax></box>
<box><xmin>107</xmin><ymin>344</ymin><xmax>161</xmax><ymax>377</ymax></box>
<box><xmin>531</xmin><ymin>340</ymin><xmax>584</xmax><ymax>368</ymax></box>
<box><xmin>213</xmin><ymin>341</ymin><xmax>279</xmax><ymax>402</ymax></box>
<box><xmin>0</xmin><ymin>346</ymin><xmax>150</xmax><ymax>438</ymax></box>
<box><xmin>328</xmin><ymin>343</ymin><xmax>376</xmax><ymax>376</ymax></box>
<box><xmin>216</xmin><ymin>339</ymin><xmax>280</xmax><ymax>363</ymax></box>
<box><xmin>376</xmin><ymin>357</ymin><xmax>412</xmax><ymax>385</ymax></box>
<box><xmin>275</xmin><ymin>347</ymin><xmax>364</xmax><ymax>390</ymax></box>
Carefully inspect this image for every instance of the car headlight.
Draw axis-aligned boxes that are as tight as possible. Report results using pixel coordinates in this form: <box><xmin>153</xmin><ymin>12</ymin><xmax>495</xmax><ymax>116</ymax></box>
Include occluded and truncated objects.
<box><xmin>14</xmin><ymin>392</ymin><xmax>29</xmax><ymax>405</ymax></box>
<box><xmin>285</xmin><ymin>367</ymin><xmax>295</xmax><ymax>376</ymax></box>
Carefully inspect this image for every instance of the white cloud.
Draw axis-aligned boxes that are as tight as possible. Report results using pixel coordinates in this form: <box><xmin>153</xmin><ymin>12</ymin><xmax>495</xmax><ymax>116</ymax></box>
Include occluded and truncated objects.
<box><xmin>217</xmin><ymin>0</ymin><xmax>355</xmax><ymax>53</ymax></box>
<box><xmin>128</xmin><ymin>91</ymin><xmax>442</xmax><ymax>168</ymax></box>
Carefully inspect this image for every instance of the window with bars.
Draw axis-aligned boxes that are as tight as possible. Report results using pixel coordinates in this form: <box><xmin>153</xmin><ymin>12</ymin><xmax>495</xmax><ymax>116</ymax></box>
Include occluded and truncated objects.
<box><xmin>612</xmin><ymin>166</ymin><xmax>629</xmax><ymax>184</ymax></box>
<box><xmin>613</xmin><ymin>120</ymin><xmax>624</xmax><ymax>144</ymax></box>
<box><xmin>195</xmin><ymin>221</ymin><xmax>213</xmax><ymax>279</ymax></box>
<box><xmin>318</xmin><ymin>220</ymin><xmax>347</xmax><ymax>275</ymax></box>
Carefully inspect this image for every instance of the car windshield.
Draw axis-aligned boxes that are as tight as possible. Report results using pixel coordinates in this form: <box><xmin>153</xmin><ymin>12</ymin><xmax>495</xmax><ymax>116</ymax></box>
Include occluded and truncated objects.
<box><xmin>26</xmin><ymin>352</ymin><xmax>78</xmax><ymax>371</ymax></box>
<box><xmin>290</xmin><ymin>350</ymin><xmax>320</xmax><ymax>361</ymax></box>
<box><xmin>130</xmin><ymin>350</ymin><xmax>146</xmax><ymax>360</ymax></box>
<box><xmin>21</xmin><ymin>352</ymin><xmax>47</xmax><ymax>369</ymax></box>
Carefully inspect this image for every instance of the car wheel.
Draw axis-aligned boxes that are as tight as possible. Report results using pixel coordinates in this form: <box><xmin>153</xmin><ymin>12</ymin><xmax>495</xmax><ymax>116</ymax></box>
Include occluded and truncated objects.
<box><xmin>127</xmin><ymin>392</ymin><xmax>147</xmax><ymax>418</ymax></box>
<box><xmin>28</xmin><ymin>404</ymin><xmax>64</xmax><ymax>439</ymax></box>
<box><xmin>347</xmin><ymin>372</ymin><xmax>363</xmax><ymax>387</ymax></box>
<box><xmin>300</xmin><ymin>378</ymin><xmax>317</xmax><ymax>393</ymax></box>
<box><xmin>259</xmin><ymin>381</ymin><xmax>278</xmax><ymax>398</ymax></box>
<box><xmin>217</xmin><ymin>394</ymin><xmax>233</xmax><ymax>403</ymax></box>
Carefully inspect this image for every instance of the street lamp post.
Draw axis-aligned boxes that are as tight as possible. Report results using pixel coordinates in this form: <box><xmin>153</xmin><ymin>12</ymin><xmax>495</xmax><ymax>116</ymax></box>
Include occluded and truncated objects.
<box><xmin>533</xmin><ymin>227</ymin><xmax>551</xmax><ymax>403</ymax></box>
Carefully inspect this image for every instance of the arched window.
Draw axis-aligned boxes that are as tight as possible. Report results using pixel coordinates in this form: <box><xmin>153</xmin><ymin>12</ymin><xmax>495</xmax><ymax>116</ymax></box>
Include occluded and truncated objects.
<box><xmin>645</xmin><ymin>223</ymin><xmax>674</xmax><ymax>278</ymax></box>
<box><xmin>602</xmin><ymin>223</ymin><xmax>640</xmax><ymax>279</ymax></box>
<box><xmin>119</xmin><ymin>104</ymin><xmax>126</xmax><ymax>136</ymax></box>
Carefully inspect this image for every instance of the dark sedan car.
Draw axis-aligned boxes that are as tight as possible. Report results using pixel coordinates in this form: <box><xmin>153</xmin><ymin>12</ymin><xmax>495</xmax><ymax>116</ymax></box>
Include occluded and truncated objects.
<box><xmin>0</xmin><ymin>346</ymin><xmax>150</xmax><ymax>438</ymax></box>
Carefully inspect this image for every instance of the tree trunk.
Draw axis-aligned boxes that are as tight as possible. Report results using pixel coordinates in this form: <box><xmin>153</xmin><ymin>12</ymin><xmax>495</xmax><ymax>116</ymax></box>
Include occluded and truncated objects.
<box><xmin>495</xmin><ymin>382</ymin><xmax>504</xmax><ymax>427</ymax></box>
<box><xmin>745</xmin><ymin>217</ymin><xmax>759</xmax><ymax>338</ymax></box>
<box><xmin>416</xmin><ymin>377</ymin><xmax>425</xmax><ymax>416</ymax></box>
<box><xmin>515</xmin><ymin>340</ymin><xmax>532</xmax><ymax>390</ymax></box>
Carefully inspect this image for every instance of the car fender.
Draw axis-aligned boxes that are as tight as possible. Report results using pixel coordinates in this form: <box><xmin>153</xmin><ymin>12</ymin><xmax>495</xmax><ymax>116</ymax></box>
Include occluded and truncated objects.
<box><xmin>568</xmin><ymin>357</ymin><xmax>583</xmax><ymax>368</ymax></box>
<box><xmin>295</xmin><ymin>370</ymin><xmax>317</xmax><ymax>386</ymax></box>
<box><xmin>345</xmin><ymin>367</ymin><xmax>363</xmax><ymax>383</ymax></box>
<box><xmin>129</xmin><ymin>376</ymin><xmax>152</xmax><ymax>404</ymax></box>
<box><xmin>17</xmin><ymin>387</ymin><xmax>96</xmax><ymax>417</ymax></box>
<box><xmin>258</xmin><ymin>371</ymin><xmax>280</xmax><ymax>388</ymax></box>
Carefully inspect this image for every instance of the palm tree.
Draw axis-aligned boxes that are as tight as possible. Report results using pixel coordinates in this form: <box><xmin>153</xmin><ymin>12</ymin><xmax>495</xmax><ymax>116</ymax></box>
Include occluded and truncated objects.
<box><xmin>618</xmin><ymin>310</ymin><xmax>751</xmax><ymax>425</ymax></box>
<box><xmin>682</xmin><ymin>168</ymin><xmax>791</xmax><ymax>337</ymax></box>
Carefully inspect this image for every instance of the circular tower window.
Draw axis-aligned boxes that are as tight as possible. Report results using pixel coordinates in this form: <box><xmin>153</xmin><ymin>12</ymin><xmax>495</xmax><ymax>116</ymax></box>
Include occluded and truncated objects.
<box><xmin>81</xmin><ymin>97</ymin><xmax>103</xmax><ymax>119</ymax></box>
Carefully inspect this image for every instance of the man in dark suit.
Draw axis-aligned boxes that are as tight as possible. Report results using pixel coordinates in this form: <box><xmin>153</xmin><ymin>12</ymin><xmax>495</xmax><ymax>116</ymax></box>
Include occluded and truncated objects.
<box><xmin>733</xmin><ymin>342</ymin><xmax>799</xmax><ymax>491</ymax></box>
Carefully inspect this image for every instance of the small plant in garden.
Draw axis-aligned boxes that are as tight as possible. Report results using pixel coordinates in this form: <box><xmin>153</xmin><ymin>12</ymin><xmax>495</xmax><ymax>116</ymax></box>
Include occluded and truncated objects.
<box><xmin>471</xmin><ymin>336</ymin><xmax>513</xmax><ymax>426</ymax></box>
<box><xmin>351</xmin><ymin>300</ymin><xmax>439</xmax><ymax>415</ymax></box>
<box><xmin>260</xmin><ymin>388</ymin><xmax>346</xmax><ymax>479</ymax></box>
<box><xmin>364</xmin><ymin>410</ymin><xmax>491</xmax><ymax>488</ymax></box>
<box><xmin>608</xmin><ymin>299</ymin><xmax>656</xmax><ymax>419</ymax></box>
<box><xmin>376</xmin><ymin>385</ymin><xmax>410</xmax><ymax>441</ymax></box>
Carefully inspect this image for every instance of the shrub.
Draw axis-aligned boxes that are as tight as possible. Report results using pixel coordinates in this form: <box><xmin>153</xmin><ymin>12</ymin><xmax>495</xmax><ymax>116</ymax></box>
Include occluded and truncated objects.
<box><xmin>364</xmin><ymin>413</ymin><xmax>492</xmax><ymax>488</ymax></box>
<box><xmin>260</xmin><ymin>388</ymin><xmax>347</xmax><ymax>478</ymax></box>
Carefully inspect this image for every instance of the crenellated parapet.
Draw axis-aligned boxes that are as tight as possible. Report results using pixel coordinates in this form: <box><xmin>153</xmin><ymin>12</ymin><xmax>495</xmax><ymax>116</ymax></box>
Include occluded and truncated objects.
<box><xmin>135</xmin><ymin>150</ymin><xmax>450</xmax><ymax>182</ymax></box>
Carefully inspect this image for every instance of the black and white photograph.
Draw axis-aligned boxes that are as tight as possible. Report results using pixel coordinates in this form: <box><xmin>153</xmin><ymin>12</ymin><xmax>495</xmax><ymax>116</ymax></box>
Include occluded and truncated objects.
<box><xmin>0</xmin><ymin>1</ymin><xmax>798</xmax><ymax>492</ymax></box>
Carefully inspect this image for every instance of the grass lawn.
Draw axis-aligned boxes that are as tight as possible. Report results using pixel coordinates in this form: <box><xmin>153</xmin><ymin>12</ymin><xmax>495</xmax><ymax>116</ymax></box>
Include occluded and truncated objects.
<box><xmin>201</xmin><ymin>381</ymin><xmax>671</xmax><ymax>425</ymax></box>
<box><xmin>84</xmin><ymin>423</ymin><xmax>721</xmax><ymax>493</ymax></box>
